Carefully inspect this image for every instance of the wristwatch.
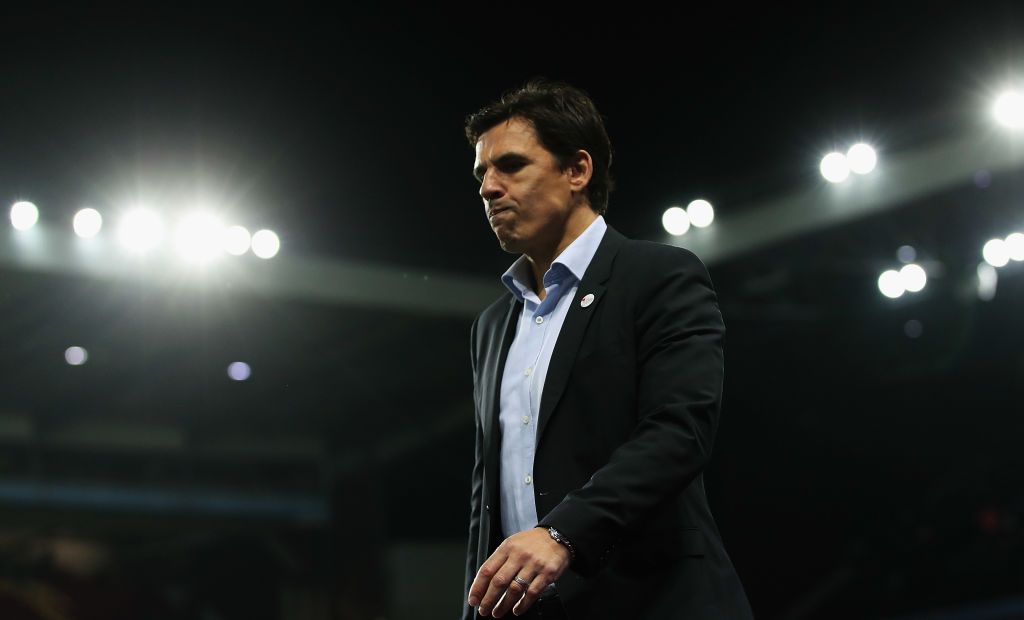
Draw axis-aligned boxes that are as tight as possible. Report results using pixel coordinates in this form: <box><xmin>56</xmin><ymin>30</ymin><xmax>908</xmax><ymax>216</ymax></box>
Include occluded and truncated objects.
<box><xmin>543</xmin><ymin>526</ymin><xmax>576</xmax><ymax>560</ymax></box>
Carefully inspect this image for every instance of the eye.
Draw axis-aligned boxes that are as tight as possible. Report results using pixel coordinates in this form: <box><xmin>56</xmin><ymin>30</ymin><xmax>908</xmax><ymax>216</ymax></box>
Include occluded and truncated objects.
<box><xmin>500</xmin><ymin>160</ymin><xmax>526</xmax><ymax>173</ymax></box>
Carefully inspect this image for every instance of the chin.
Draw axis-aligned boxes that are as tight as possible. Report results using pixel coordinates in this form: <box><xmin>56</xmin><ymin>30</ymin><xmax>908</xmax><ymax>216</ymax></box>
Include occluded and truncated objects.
<box><xmin>495</xmin><ymin>233</ymin><xmax>522</xmax><ymax>254</ymax></box>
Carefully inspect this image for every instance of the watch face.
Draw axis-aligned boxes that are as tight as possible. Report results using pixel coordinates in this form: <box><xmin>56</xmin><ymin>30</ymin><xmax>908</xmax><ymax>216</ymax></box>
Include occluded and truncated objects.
<box><xmin>548</xmin><ymin>527</ymin><xmax>575</xmax><ymax>558</ymax></box>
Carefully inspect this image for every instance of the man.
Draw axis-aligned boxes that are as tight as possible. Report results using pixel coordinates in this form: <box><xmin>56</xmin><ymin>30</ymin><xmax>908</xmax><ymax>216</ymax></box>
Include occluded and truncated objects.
<box><xmin>463</xmin><ymin>80</ymin><xmax>753</xmax><ymax>620</ymax></box>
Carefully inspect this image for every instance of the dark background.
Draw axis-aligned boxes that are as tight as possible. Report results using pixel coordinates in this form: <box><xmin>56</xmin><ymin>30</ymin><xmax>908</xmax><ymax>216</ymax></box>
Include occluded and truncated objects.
<box><xmin>0</xmin><ymin>4</ymin><xmax>1022</xmax><ymax>619</ymax></box>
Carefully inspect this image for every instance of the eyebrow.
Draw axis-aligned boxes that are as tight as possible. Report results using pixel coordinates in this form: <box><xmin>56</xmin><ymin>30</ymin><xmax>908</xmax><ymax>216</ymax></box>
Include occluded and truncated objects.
<box><xmin>473</xmin><ymin>152</ymin><xmax>529</xmax><ymax>182</ymax></box>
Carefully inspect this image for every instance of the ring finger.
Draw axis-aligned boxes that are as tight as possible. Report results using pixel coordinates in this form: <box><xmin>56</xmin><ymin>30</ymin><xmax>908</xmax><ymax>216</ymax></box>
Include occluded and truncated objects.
<box><xmin>491</xmin><ymin>566</ymin><xmax>539</xmax><ymax>618</ymax></box>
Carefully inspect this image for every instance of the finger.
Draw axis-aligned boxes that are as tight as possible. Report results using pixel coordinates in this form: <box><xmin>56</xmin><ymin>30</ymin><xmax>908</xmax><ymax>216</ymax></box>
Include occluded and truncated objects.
<box><xmin>478</xmin><ymin>563</ymin><xmax>519</xmax><ymax>617</ymax></box>
<box><xmin>488</xmin><ymin>588</ymin><xmax>515</xmax><ymax>619</ymax></box>
<box><xmin>469</xmin><ymin>548</ymin><xmax>509</xmax><ymax>606</ymax></box>
<box><xmin>512</xmin><ymin>572</ymin><xmax>551</xmax><ymax>617</ymax></box>
<box><xmin>491</xmin><ymin>567</ymin><xmax>537</xmax><ymax>618</ymax></box>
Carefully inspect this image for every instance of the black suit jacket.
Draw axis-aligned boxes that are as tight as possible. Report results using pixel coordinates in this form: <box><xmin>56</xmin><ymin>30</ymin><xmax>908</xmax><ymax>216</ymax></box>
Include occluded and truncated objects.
<box><xmin>463</xmin><ymin>225</ymin><xmax>753</xmax><ymax>619</ymax></box>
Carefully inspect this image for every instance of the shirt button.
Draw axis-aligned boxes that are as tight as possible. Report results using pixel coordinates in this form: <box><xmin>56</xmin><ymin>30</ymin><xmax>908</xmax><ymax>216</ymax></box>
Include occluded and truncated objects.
<box><xmin>521</xmin><ymin>415</ymin><xmax>530</xmax><ymax>425</ymax></box>
<box><xmin>535</xmin><ymin>316</ymin><xmax>544</xmax><ymax>324</ymax></box>
<box><xmin>525</xmin><ymin>475</ymin><xmax>533</xmax><ymax>485</ymax></box>
<box><xmin>524</xmin><ymin>367</ymin><xmax>532</xmax><ymax>376</ymax></box>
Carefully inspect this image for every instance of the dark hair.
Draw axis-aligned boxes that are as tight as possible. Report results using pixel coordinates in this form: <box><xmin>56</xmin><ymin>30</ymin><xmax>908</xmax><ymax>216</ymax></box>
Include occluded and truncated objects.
<box><xmin>464</xmin><ymin>79</ymin><xmax>614</xmax><ymax>215</ymax></box>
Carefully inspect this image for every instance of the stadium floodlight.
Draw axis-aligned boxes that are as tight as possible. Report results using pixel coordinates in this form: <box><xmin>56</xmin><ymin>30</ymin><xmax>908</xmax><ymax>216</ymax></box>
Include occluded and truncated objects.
<box><xmin>227</xmin><ymin>361</ymin><xmax>251</xmax><ymax>381</ymax></box>
<box><xmin>982</xmin><ymin>238</ymin><xmax>1010</xmax><ymax>267</ymax></box>
<box><xmin>118</xmin><ymin>209</ymin><xmax>163</xmax><ymax>253</ymax></box>
<box><xmin>993</xmin><ymin>90</ymin><xmax>1024</xmax><ymax>129</ymax></box>
<box><xmin>174</xmin><ymin>212</ymin><xmax>225</xmax><ymax>263</ymax></box>
<box><xmin>223</xmin><ymin>225</ymin><xmax>251</xmax><ymax>256</ymax></box>
<box><xmin>820</xmin><ymin>152</ymin><xmax>850</xmax><ymax>183</ymax></box>
<box><xmin>251</xmin><ymin>229</ymin><xmax>281</xmax><ymax>259</ymax></box>
<box><xmin>10</xmin><ymin>201</ymin><xmax>39</xmax><ymax>231</ymax></box>
<box><xmin>64</xmin><ymin>346</ymin><xmax>88</xmax><ymax>366</ymax></box>
<box><xmin>878</xmin><ymin>269</ymin><xmax>905</xmax><ymax>299</ymax></box>
<box><xmin>73</xmin><ymin>208</ymin><xmax>103</xmax><ymax>238</ymax></box>
<box><xmin>1005</xmin><ymin>232</ymin><xmax>1024</xmax><ymax>261</ymax></box>
<box><xmin>661</xmin><ymin>207</ymin><xmax>690</xmax><ymax>236</ymax></box>
<box><xmin>686</xmin><ymin>199</ymin><xmax>715</xmax><ymax>228</ymax></box>
<box><xmin>846</xmin><ymin>143</ymin><xmax>877</xmax><ymax>175</ymax></box>
<box><xmin>899</xmin><ymin>263</ymin><xmax>927</xmax><ymax>293</ymax></box>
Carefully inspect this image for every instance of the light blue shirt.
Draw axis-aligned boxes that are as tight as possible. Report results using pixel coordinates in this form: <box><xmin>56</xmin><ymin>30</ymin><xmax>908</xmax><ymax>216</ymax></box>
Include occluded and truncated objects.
<box><xmin>498</xmin><ymin>215</ymin><xmax>608</xmax><ymax>538</ymax></box>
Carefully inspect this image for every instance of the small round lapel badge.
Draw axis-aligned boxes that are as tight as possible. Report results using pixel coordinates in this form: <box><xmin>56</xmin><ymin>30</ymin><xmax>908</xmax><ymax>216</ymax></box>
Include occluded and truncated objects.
<box><xmin>580</xmin><ymin>293</ymin><xmax>595</xmax><ymax>308</ymax></box>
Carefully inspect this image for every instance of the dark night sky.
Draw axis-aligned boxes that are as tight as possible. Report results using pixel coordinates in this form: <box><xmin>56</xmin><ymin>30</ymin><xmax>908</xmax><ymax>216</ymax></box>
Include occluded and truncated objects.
<box><xmin>2</xmin><ymin>4</ymin><xmax>1023</xmax><ymax>277</ymax></box>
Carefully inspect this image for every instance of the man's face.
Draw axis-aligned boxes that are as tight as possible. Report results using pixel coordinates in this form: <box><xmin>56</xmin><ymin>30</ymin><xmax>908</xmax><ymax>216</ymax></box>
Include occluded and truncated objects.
<box><xmin>473</xmin><ymin>117</ymin><xmax>574</xmax><ymax>255</ymax></box>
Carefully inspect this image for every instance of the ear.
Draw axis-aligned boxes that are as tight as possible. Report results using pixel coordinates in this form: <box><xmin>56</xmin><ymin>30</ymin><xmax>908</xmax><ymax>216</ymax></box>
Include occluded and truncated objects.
<box><xmin>565</xmin><ymin>149</ymin><xmax>594</xmax><ymax>196</ymax></box>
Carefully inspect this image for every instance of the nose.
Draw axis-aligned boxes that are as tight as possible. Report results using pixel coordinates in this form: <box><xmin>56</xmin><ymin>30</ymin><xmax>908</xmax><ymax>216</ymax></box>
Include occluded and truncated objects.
<box><xmin>479</xmin><ymin>169</ymin><xmax>504</xmax><ymax>202</ymax></box>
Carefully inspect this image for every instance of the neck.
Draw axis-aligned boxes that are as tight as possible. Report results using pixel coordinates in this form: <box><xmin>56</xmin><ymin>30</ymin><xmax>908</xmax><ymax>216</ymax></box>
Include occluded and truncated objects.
<box><xmin>526</xmin><ymin>207</ymin><xmax>598</xmax><ymax>301</ymax></box>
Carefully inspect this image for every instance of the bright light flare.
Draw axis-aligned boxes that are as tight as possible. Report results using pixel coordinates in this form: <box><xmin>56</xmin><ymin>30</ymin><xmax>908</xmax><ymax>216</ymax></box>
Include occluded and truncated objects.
<box><xmin>10</xmin><ymin>201</ymin><xmax>39</xmax><ymax>231</ymax></box>
<box><xmin>174</xmin><ymin>213</ymin><xmax>225</xmax><ymax>263</ymax></box>
<box><xmin>899</xmin><ymin>263</ymin><xmax>927</xmax><ymax>293</ymax></box>
<box><xmin>846</xmin><ymin>143</ymin><xmax>877</xmax><ymax>175</ymax></box>
<box><xmin>223</xmin><ymin>225</ymin><xmax>251</xmax><ymax>256</ymax></box>
<box><xmin>977</xmin><ymin>262</ymin><xmax>998</xmax><ymax>301</ymax></box>
<box><xmin>64</xmin><ymin>346</ymin><xmax>88</xmax><ymax>366</ymax></box>
<box><xmin>993</xmin><ymin>90</ymin><xmax>1024</xmax><ymax>129</ymax></box>
<box><xmin>982</xmin><ymin>238</ymin><xmax>1010</xmax><ymax>267</ymax></box>
<box><xmin>118</xmin><ymin>209</ymin><xmax>163</xmax><ymax>253</ymax></box>
<box><xmin>686</xmin><ymin>199</ymin><xmax>715</xmax><ymax>228</ymax></box>
<box><xmin>1005</xmin><ymin>232</ymin><xmax>1024</xmax><ymax>261</ymax></box>
<box><xmin>227</xmin><ymin>361</ymin><xmax>251</xmax><ymax>381</ymax></box>
<box><xmin>878</xmin><ymin>269</ymin><xmax>905</xmax><ymax>299</ymax></box>
<box><xmin>251</xmin><ymin>229</ymin><xmax>280</xmax><ymax>259</ymax></box>
<box><xmin>661</xmin><ymin>207</ymin><xmax>690</xmax><ymax>236</ymax></box>
<box><xmin>73</xmin><ymin>208</ymin><xmax>103</xmax><ymax>238</ymax></box>
<box><xmin>820</xmin><ymin>152</ymin><xmax>850</xmax><ymax>183</ymax></box>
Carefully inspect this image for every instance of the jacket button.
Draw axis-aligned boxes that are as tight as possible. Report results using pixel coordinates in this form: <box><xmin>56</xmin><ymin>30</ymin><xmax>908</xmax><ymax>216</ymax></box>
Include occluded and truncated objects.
<box><xmin>485</xmin><ymin>504</ymin><xmax>490</xmax><ymax>511</ymax></box>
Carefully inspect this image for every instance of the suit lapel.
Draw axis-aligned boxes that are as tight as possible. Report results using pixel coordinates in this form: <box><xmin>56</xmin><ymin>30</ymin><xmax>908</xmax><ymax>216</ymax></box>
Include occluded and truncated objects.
<box><xmin>482</xmin><ymin>295</ymin><xmax>522</xmax><ymax>459</ymax></box>
<box><xmin>536</xmin><ymin>225</ymin><xmax>625</xmax><ymax>446</ymax></box>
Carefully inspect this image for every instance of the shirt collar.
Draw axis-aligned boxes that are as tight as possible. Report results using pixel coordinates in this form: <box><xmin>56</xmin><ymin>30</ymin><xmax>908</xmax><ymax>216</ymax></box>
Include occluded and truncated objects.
<box><xmin>500</xmin><ymin>215</ymin><xmax>608</xmax><ymax>301</ymax></box>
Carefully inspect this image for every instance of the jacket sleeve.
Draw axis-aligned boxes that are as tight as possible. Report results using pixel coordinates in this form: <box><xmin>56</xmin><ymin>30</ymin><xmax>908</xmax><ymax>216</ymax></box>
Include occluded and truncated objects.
<box><xmin>461</xmin><ymin>314</ymin><xmax>483</xmax><ymax>620</ymax></box>
<box><xmin>538</xmin><ymin>247</ymin><xmax>725</xmax><ymax>577</ymax></box>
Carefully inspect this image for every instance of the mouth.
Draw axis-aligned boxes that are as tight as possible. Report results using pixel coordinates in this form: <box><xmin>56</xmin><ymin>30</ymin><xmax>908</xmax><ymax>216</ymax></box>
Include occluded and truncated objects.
<box><xmin>488</xmin><ymin>206</ymin><xmax>512</xmax><ymax>220</ymax></box>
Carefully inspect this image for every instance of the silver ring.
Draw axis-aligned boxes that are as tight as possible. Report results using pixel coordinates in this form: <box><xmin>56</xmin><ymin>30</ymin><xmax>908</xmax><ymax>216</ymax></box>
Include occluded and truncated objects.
<box><xmin>513</xmin><ymin>576</ymin><xmax>530</xmax><ymax>588</ymax></box>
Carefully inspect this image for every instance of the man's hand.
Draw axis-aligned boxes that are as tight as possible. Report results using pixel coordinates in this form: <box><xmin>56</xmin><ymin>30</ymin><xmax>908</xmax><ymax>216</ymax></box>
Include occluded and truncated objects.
<box><xmin>467</xmin><ymin>527</ymin><xmax>571</xmax><ymax>618</ymax></box>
